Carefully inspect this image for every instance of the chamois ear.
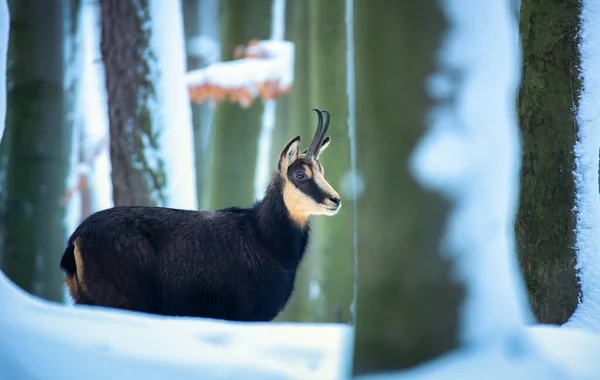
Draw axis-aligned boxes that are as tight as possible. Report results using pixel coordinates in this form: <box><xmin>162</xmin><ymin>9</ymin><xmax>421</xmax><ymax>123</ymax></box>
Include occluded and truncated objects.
<box><xmin>315</xmin><ymin>135</ymin><xmax>331</xmax><ymax>160</ymax></box>
<box><xmin>279</xmin><ymin>135</ymin><xmax>301</xmax><ymax>172</ymax></box>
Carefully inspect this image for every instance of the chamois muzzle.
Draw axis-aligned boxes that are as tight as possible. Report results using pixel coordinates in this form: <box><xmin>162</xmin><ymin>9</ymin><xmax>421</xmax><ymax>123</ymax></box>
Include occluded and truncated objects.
<box><xmin>305</xmin><ymin>109</ymin><xmax>330</xmax><ymax>161</ymax></box>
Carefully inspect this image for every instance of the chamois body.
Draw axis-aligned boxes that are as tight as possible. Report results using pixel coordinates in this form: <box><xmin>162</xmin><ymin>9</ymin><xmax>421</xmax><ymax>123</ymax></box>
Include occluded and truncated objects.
<box><xmin>60</xmin><ymin>176</ymin><xmax>308</xmax><ymax>321</ymax></box>
<box><xmin>59</xmin><ymin>109</ymin><xmax>340</xmax><ymax>322</ymax></box>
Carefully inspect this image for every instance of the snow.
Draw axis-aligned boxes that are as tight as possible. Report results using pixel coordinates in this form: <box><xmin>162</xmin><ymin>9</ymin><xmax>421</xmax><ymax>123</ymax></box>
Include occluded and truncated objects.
<box><xmin>0</xmin><ymin>0</ymin><xmax>7</xmax><ymax>142</ymax></box>
<box><xmin>254</xmin><ymin>0</ymin><xmax>287</xmax><ymax>200</ymax></box>
<box><xmin>565</xmin><ymin>0</ymin><xmax>600</xmax><ymax>333</ymax></box>
<box><xmin>0</xmin><ymin>270</ymin><xmax>351</xmax><ymax>380</ymax></box>
<box><xmin>148</xmin><ymin>0</ymin><xmax>197</xmax><ymax>210</ymax></box>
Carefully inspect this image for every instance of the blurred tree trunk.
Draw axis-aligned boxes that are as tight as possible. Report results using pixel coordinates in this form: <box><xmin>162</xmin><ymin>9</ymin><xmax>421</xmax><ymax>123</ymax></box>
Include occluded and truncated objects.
<box><xmin>99</xmin><ymin>0</ymin><xmax>165</xmax><ymax>207</ymax></box>
<box><xmin>269</xmin><ymin>0</ymin><xmax>292</xmax><ymax>168</ymax></box>
<box><xmin>516</xmin><ymin>0</ymin><xmax>581</xmax><ymax>324</ymax></box>
<box><xmin>304</xmin><ymin>0</ymin><xmax>353</xmax><ymax>324</ymax></box>
<box><xmin>0</xmin><ymin>126</ymin><xmax>10</xmax><ymax>263</ymax></box>
<box><xmin>182</xmin><ymin>0</ymin><xmax>219</xmax><ymax>210</ymax></box>
<box><xmin>274</xmin><ymin>0</ymin><xmax>315</xmax><ymax>322</ymax></box>
<box><xmin>1</xmin><ymin>0</ymin><xmax>81</xmax><ymax>302</ymax></box>
<box><xmin>206</xmin><ymin>0</ymin><xmax>272</xmax><ymax>210</ymax></box>
<box><xmin>352</xmin><ymin>1</ymin><xmax>464</xmax><ymax>374</ymax></box>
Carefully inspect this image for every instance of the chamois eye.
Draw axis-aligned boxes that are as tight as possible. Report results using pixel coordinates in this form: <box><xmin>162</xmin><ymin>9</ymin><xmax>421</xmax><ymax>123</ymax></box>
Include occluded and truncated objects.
<box><xmin>294</xmin><ymin>171</ymin><xmax>307</xmax><ymax>180</ymax></box>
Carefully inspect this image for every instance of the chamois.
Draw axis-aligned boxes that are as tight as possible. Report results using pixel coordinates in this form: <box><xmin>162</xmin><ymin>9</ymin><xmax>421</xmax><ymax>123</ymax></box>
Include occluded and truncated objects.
<box><xmin>59</xmin><ymin>109</ymin><xmax>341</xmax><ymax>322</ymax></box>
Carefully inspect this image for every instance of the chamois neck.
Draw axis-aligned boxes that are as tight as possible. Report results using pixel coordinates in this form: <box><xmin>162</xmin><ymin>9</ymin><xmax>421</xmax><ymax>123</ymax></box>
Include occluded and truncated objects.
<box><xmin>254</xmin><ymin>175</ymin><xmax>309</xmax><ymax>259</ymax></box>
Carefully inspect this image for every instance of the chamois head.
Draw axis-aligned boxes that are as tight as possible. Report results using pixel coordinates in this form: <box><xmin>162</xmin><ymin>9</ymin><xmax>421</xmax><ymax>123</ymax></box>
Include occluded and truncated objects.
<box><xmin>278</xmin><ymin>109</ymin><xmax>341</xmax><ymax>226</ymax></box>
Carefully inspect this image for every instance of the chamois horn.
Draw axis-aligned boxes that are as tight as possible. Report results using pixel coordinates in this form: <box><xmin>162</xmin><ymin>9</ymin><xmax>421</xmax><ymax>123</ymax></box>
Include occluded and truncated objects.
<box><xmin>306</xmin><ymin>109</ymin><xmax>330</xmax><ymax>160</ymax></box>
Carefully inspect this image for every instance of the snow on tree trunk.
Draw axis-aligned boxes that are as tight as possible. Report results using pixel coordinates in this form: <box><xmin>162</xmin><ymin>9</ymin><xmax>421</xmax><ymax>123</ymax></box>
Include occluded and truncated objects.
<box><xmin>269</xmin><ymin>1</ymin><xmax>293</xmax><ymax>173</ymax></box>
<box><xmin>516</xmin><ymin>0</ymin><xmax>581</xmax><ymax>325</ymax></box>
<box><xmin>181</xmin><ymin>0</ymin><xmax>220</xmax><ymax>210</ymax></box>
<box><xmin>253</xmin><ymin>0</ymin><xmax>286</xmax><ymax>200</ymax></box>
<box><xmin>565</xmin><ymin>0</ymin><xmax>600</xmax><ymax>333</ymax></box>
<box><xmin>99</xmin><ymin>0</ymin><xmax>196</xmax><ymax>209</ymax></box>
<box><xmin>205</xmin><ymin>0</ymin><xmax>272</xmax><ymax>210</ymax></box>
<box><xmin>351</xmin><ymin>1</ymin><xmax>465</xmax><ymax>373</ymax></box>
<box><xmin>1</xmin><ymin>0</ymin><xmax>81</xmax><ymax>303</ymax></box>
<box><xmin>79</xmin><ymin>2</ymin><xmax>112</xmax><ymax>215</ymax></box>
<box><xmin>410</xmin><ymin>0</ymin><xmax>539</xmax><ymax>354</ymax></box>
<box><xmin>148</xmin><ymin>0</ymin><xmax>197</xmax><ymax>210</ymax></box>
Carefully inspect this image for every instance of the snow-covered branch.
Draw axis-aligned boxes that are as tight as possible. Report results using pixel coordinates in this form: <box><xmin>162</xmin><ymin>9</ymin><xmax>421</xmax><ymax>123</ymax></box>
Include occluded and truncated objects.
<box><xmin>186</xmin><ymin>39</ymin><xmax>294</xmax><ymax>108</ymax></box>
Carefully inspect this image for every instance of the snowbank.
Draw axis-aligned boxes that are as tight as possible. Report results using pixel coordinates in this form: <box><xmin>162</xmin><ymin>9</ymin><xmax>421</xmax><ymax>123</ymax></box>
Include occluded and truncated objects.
<box><xmin>358</xmin><ymin>325</ymin><xmax>600</xmax><ymax>380</ymax></box>
<box><xmin>0</xmin><ymin>270</ymin><xmax>351</xmax><ymax>380</ymax></box>
<box><xmin>3</xmin><ymin>263</ymin><xmax>600</xmax><ymax>379</ymax></box>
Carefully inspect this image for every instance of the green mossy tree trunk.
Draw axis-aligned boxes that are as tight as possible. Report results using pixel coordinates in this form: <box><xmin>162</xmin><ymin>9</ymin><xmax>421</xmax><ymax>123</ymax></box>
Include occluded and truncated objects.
<box><xmin>352</xmin><ymin>1</ymin><xmax>464</xmax><ymax>374</ymax></box>
<box><xmin>304</xmin><ymin>0</ymin><xmax>353</xmax><ymax>324</ymax></box>
<box><xmin>516</xmin><ymin>0</ymin><xmax>581</xmax><ymax>325</ymax></box>
<box><xmin>2</xmin><ymin>0</ymin><xmax>81</xmax><ymax>302</ymax></box>
<box><xmin>99</xmin><ymin>0</ymin><xmax>166</xmax><ymax>207</ymax></box>
<box><xmin>273</xmin><ymin>0</ymin><xmax>314</xmax><ymax>322</ymax></box>
<box><xmin>206</xmin><ymin>0</ymin><xmax>272</xmax><ymax>210</ymax></box>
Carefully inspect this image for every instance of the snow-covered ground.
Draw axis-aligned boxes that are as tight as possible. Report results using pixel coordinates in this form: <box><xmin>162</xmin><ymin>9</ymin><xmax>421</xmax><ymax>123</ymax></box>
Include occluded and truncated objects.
<box><xmin>0</xmin><ymin>270</ymin><xmax>351</xmax><ymax>380</ymax></box>
<box><xmin>1</xmin><ymin>268</ymin><xmax>600</xmax><ymax>380</ymax></box>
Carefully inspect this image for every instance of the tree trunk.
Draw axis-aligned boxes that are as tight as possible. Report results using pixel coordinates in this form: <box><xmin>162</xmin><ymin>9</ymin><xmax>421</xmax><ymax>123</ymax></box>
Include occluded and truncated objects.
<box><xmin>302</xmin><ymin>0</ymin><xmax>353</xmax><ymax>324</ymax></box>
<box><xmin>273</xmin><ymin>0</ymin><xmax>315</xmax><ymax>322</ymax></box>
<box><xmin>516</xmin><ymin>0</ymin><xmax>581</xmax><ymax>324</ymax></box>
<box><xmin>0</xmin><ymin>125</ymin><xmax>10</xmax><ymax>263</ymax></box>
<box><xmin>1</xmin><ymin>0</ymin><xmax>81</xmax><ymax>302</ymax></box>
<box><xmin>269</xmin><ymin>0</ymin><xmax>293</xmax><ymax>168</ymax></box>
<box><xmin>182</xmin><ymin>0</ymin><xmax>219</xmax><ymax>210</ymax></box>
<box><xmin>352</xmin><ymin>1</ymin><xmax>464</xmax><ymax>374</ymax></box>
<box><xmin>205</xmin><ymin>0</ymin><xmax>272</xmax><ymax>210</ymax></box>
<box><xmin>99</xmin><ymin>0</ymin><xmax>165</xmax><ymax>207</ymax></box>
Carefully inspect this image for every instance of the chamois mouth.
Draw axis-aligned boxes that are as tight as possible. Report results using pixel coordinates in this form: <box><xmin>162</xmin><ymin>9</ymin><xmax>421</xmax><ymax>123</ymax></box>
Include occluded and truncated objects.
<box><xmin>323</xmin><ymin>204</ymin><xmax>341</xmax><ymax>215</ymax></box>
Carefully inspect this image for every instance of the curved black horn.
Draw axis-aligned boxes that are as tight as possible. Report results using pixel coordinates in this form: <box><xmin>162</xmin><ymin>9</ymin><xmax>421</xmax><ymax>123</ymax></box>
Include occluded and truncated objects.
<box><xmin>306</xmin><ymin>108</ymin><xmax>325</xmax><ymax>160</ymax></box>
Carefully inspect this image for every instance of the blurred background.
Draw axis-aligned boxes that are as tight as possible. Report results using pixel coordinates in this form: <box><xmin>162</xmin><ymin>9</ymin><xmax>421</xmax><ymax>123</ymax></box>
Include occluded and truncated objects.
<box><xmin>0</xmin><ymin>0</ymin><xmax>590</xmax><ymax>373</ymax></box>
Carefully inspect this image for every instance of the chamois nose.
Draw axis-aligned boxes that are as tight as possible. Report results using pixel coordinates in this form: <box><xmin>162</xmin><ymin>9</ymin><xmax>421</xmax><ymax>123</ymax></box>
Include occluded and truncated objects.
<box><xmin>330</xmin><ymin>196</ymin><xmax>341</xmax><ymax>207</ymax></box>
